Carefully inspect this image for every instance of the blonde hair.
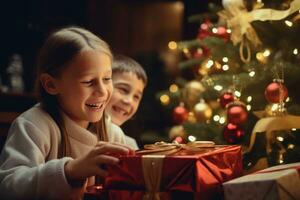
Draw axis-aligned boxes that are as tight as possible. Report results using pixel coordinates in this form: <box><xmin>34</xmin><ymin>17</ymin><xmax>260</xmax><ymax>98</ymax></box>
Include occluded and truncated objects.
<box><xmin>36</xmin><ymin>27</ymin><xmax>112</xmax><ymax>156</ymax></box>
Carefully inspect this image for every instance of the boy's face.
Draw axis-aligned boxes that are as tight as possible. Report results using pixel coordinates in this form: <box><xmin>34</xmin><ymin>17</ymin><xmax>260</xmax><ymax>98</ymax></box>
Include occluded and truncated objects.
<box><xmin>106</xmin><ymin>72</ymin><xmax>145</xmax><ymax>126</ymax></box>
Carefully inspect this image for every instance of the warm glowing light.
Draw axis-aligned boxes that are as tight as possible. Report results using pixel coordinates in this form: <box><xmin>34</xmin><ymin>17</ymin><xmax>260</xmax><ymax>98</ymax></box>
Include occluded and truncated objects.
<box><xmin>285</xmin><ymin>20</ymin><xmax>293</xmax><ymax>27</ymax></box>
<box><xmin>160</xmin><ymin>94</ymin><xmax>170</xmax><ymax>105</ymax></box>
<box><xmin>222</xmin><ymin>57</ymin><xmax>229</xmax><ymax>63</ymax></box>
<box><xmin>169</xmin><ymin>84</ymin><xmax>178</xmax><ymax>93</ymax></box>
<box><xmin>226</xmin><ymin>29</ymin><xmax>231</xmax><ymax>33</ymax></box>
<box><xmin>188</xmin><ymin>135</ymin><xmax>196</xmax><ymax>142</ymax></box>
<box><xmin>246</xmin><ymin>105</ymin><xmax>251</xmax><ymax>111</ymax></box>
<box><xmin>247</xmin><ymin>96</ymin><xmax>252</xmax><ymax>102</ymax></box>
<box><xmin>183</xmin><ymin>48</ymin><xmax>189</xmax><ymax>54</ymax></box>
<box><xmin>292</xmin><ymin>128</ymin><xmax>297</xmax><ymax>131</ymax></box>
<box><xmin>249</xmin><ymin>71</ymin><xmax>255</xmax><ymax>77</ymax></box>
<box><xmin>222</xmin><ymin>64</ymin><xmax>229</xmax><ymax>71</ymax></box>
<box><xmin>286</xmin><ymin>97</ymin><xmax>290</xmax><ymax>102</ymax></box>
<box><xmin>214</xmin><ymin>85</ymin><xmax>223</xmax><ymax>91</ymax></box>
<box><xmin>206</xmin><ymin>60</ymin><xmax>214</xmax><ymax>68</ymax></box>
<box><xmin>219</xmin><ymin>117</ymin><xmax>226</xmax><ymax>124</ymax></box>
<box><xmin>213</xmin><ymin>115</ymin><xmax>220</xmax><ymax>121</ymax></box>
<box><xmin>288</xmin><ymin>144</ymin><xmax>295</xmax><ymax>149</ymax></box>
<box><xmin>234</xmin><ymin>91</ymin><xmax>241</xmax><ymax>98</ymax></box>
<box><xmin>263</xmin><ymin>49</ymin><xmax>271</xmax><ymax>57</ymax></box>
<box><xmin>212</xmin><ymin>28</ymin><xmax>218</xmax><ymax>34</ymax></box>
<box><xmin>168</xmin><ymin>41</ymin><xmax>177</xmax><ymax>50</ymax></box>
<box><xmin>293</xmin><ymin>48</ymin><xmax>298</xmax><ymax>55</ymax></box>
<box><xmin>277</xmin><ymin>136</ymin><xmax>284</xmax><ymax>142</ymax></box>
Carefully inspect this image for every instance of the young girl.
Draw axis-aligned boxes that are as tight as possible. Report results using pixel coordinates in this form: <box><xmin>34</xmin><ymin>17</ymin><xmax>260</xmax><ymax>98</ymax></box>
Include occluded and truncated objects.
<box><xmin>0</xmin><ymin>27</ymin><xmax>132</xmax><ymax>199</ymax></box>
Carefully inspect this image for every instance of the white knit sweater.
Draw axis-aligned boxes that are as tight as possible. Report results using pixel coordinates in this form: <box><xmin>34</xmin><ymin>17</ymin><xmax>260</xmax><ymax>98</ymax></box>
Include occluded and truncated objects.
<box><xmin>0</xmin><ymin>104</ymin><xmax>126</xmax><ymax>199</ymax></box>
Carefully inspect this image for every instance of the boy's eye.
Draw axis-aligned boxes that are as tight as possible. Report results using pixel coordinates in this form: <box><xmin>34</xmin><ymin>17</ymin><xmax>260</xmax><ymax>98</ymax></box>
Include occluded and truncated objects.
<box><xmin>81</xmin><ymin>80</ymin><xmax>93</xmax><ymax>86</ymax></box>
<box><xmin>134</xmin><ymin>95</ymin><xmax>141</xmax><ymax>101</ymax></box>
<box><xmin>118</xmin><ymin>87</ymin><xmax>129</xmax><ymax>94</ymax></box>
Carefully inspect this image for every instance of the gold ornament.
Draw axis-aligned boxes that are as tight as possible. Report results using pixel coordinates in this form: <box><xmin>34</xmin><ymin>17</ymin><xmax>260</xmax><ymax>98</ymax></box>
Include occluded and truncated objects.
<box><xmin>169</xmin><ymin>125</ymin><xmax>186</xmax><ymax>139</ymax></box>
<box><xmin>193</xmin><ymin>101</ymin><xmax>213</xmax><ymax>122</ymax></box>
<box><xmin>187</xmin><ymin>111</ymin><xmax>197</xmax><ymax>124</ymax></box>
<box><xmin>182</xmin><ymin>81</ymin><xmax>205</xmax><ymax>109</ymax></box>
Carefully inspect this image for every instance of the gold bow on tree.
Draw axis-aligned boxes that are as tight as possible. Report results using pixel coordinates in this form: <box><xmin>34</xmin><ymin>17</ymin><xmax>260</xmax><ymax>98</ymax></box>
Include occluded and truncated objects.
<box><xmin>219</xmin><ymin>0</ymin><xmax>300</xmax><ymax>63</ymax></box>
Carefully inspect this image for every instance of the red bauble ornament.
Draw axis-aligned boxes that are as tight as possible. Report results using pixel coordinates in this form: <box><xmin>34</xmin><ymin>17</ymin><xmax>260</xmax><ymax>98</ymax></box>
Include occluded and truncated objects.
<box><xmin>172</xmin><ymin>136</ymin><xmax>186</xmax><ymax>144</ymax></box>
<box><xmin>227</xmin><ymin>102</ymin><xmax>248</xmax><ymax>125</ymax></box>
<box><xmin>223</xmin><ymin>123</ymin><xmax>245</xmax><ymax>144</ymax></box>
<box><xmin>173</xmin><ymin>105</ymin><xmax>189</xmax><ymax>124</ymax></box>
<box><xmin>264</xmin><ymin>82</ymin><xmax>288</xmax><ymax>103</ymax></box>
<box><xmin>219</xmin><ymin>91</ymin><xmax>235</xmax><ymax>108</ymax></box>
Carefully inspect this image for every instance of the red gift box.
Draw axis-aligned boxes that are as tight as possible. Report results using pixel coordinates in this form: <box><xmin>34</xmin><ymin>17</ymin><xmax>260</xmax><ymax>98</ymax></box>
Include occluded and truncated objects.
<box><xmin>102</xmin><ymin>144</ymin><xmax>242</xmax><ymax>200</ymax></box>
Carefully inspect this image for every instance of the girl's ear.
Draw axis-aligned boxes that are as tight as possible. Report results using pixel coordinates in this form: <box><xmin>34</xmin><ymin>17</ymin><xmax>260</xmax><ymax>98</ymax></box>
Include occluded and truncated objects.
<box><xmin>40</xmin><ymin>73</ymin><xmax>59</xmax><ymax>95</ymax></box>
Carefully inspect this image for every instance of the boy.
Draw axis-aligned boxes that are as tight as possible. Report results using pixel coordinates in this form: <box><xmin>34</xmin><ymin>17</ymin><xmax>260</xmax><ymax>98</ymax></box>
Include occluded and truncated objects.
<box><xmin>106</xmin><ymin>55</ymin><xmax>147</xmax><ymax>149</ymax></box>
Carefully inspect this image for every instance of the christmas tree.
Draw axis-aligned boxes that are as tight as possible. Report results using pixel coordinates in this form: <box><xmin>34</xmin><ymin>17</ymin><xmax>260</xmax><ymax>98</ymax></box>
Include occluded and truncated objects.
<box><xmin>157</xmin><ymin>0</ymin><xmax>300</xmax><ymax>172</ymax></box>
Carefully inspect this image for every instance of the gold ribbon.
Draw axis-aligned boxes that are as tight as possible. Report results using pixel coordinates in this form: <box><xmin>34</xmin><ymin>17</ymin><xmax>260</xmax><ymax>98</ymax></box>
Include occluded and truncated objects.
<box><xmin>139</xmin><ymin>141</ymin><xmax>215</xmax><ymax>200</ymax></box>
<box><xmin>244</xmin><ymin>114</ymin><xmax>300</xmax><ymax>154</ymax></box>
<box><xmin>137</xmin><ymin>141</ymin><xmax>215</xmax><ymax>156</ymax></box>
<box><xmin>219</xmin><ymin>0</ymin><xmax>300</xmax><ymax>63</ymax></box>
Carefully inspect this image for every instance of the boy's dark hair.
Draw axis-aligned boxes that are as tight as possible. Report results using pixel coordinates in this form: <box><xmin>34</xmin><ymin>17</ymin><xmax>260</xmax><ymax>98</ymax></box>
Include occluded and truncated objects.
<box><xmin>112</xmin><ymin>55</ymin><xmax>147</xmax><ymax>85</ymax></box>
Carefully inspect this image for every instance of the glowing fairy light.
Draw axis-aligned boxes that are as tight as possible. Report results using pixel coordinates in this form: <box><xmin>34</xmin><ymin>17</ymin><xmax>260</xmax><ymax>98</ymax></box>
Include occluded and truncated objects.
<box><xmin>214</xmin><ymin>85</ymin><xmax>223</xmax><ymax>91</ymax></box>
<box><xmin>222</xmin><ymin>64</ymin><xmax>229</xmax><ymax>71</ymax></box>
<box><xmin>293</xmin><ymin>48</ymin><xmax>298</xmax><ymax>55</ymax></box>
<box><xmin>277</xmin><ymin>136</ymin><xmax>284</xmax><ymax>142</ymax></box>
<box><xmin>263</xmin><ymin>49</ymin><xmax>271</xmax><ymax>57</ymax></box>
<box><xmin>219</xmin><ymin>117</ymin><xmax>226</xmax><ymax>124</ymax></box>
<box><xmin>249</xmin><ymin>71</ymin><xmax>255</xmax><ymax>77</ymax></box>
<box><xmin>226</xmin><ymin>29</ymin><xmax>231</xmax><ymax>33</ymax></box>
<box><xmin>212</xmin><ymin>28</ymin><xmax>218</xmax><ymax>34</ymax></box>
<box><xmin>168</xmin><ymin>41</ymin><xmax>177</xmax><ymax>50</ymax></box>
<box><xmin>222</xmin><ymin>57</ymin><xmax>228</xmax><ymax>63</ymax></box>
<box><xmin>234</xmin><ymin>91</ymin><xmax>241</xmax><ymax>98</ymax></box>
<box><xmin>169</xmin><ymin>84</ymin><xmax>178</xmax><ymax>93</ymax></box>
<box><xmin>213</xmin><ymin>115</ymin><xmax>220</xmax><ymax>121</ymax></box>
<box><xmin>285</xmin><ymin>20</ymin><xmax>293</xmax><ymax>27</ymax></box>
<box><xmin>183</xmin><ymin>48</ymin><xmax>189</xmax><ymax>54</ymax></box>
<box><xmin>188</xmin><ymin>135</ymin><xmax>196</xmax><ymax>142</ymax></box>
<box><xmin>288</xmin><ymin>144</ymin><xmax>295</xmax><ymax>149</ymax></box>
<box><xmin>247</xmin><ymin>96</ymin><xmax>252</xmax><ymax>102</ymax></box>
<box><xmin>292</xmin><ymin>128</ymin><xmax>297</xmax><ymax>131</ymax></box>
<box><xmin>206</xmin><ymin>60</ymin><xmax>214</xmax><ymax>68</ymax></box>
<box><xmin>160</xmin><ymin>94</ymin><xmax>170</xmax><ymax>105</ymax></box>
<box><xmin>285</xmin><ymin>97</ymin><xmax>290</xmax><ymax>102</ymax></box>
<box><xmin>246</xmin><ymin>105</ymin><xmax>251</xmax><ymax>111</ymax></box>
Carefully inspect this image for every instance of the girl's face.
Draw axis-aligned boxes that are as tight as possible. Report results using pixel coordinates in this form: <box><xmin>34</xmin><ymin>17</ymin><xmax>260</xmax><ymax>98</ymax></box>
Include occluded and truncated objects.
<box><xmin>106</xmin><ymin>72</ymin><xmax>144</xmax><ymax>126</ymax></box>
<box><xmin>54</xmin><ymin>50</ymin><xmax>113</xmax><ymax>128</ymax></box>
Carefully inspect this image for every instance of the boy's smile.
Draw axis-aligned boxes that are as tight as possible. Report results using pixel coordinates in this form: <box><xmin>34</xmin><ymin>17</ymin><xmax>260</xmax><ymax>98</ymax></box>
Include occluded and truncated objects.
<box><xmin>106</xmin><ymin>72</ymin><xmax>145</xmax><ymax>126</ymax></box>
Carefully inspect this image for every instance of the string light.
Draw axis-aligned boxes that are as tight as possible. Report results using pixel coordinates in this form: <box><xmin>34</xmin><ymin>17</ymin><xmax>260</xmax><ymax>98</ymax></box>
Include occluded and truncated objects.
<box><xmin>188</xmin><ymin>135</ymin><xmax>196</xmax><ymax>142</ymax></box>
<box><xmin>222</xmin><ymin>57</ymin><xmax>228</xmax><ymax>63</ymax></box>
<box><xmin>213</xmin><ymin>115</ymin><xmax>220</xmax><ymax>121</ymax></box>
<box><xmin>169</xmin><ymin>84</ymin><xmax>178</xmax><ymax>93</ymax></box>
<box><xmin>246</xmin><ymin>105</ymin><xmax>251</xmax><ymax>111</ymax></box>
<box><xmin>286</xmin><ymin>97</ymin><xmax>290</xmax><ymax>102</ymax></box>
<box><xmin>247</xmin><ymin>96</ymin><xmax>252</xmax><ymax>102</ymax></box>
<box><xmin>285</xmin><ymin>20</ymin><xmax>293</xmax><ymax>27</ymax></box>
<box><xmin>277</xmin><ymin>136</ymin><xmax>284</xmax><ymax>142</ymax></box>
<box><xmin>293</xmin><ymin>48</ymin><xmax>298</xmax><ymax>55</ymax></box>
<box><xmin>234</xmin><ymin>91</ymin><xmax>241</xmax><ymax>98</ymax></box>
<box><xmin>263</xmin><ymin>49</ymin><xmax>271</xmax><ymax>57</ymax></box>
<box><xmin>226</xmin><ymin>29</ymin><xmax>231</xmax><ymax>33</ymax></box>
<box><xmin>288</xmin><ymin>144</ymin><xmax>295</xmax><ymax>149</ymax></box>
<box><xmin>249</xmin><ymin>71</ymin><xmax>255</xmax><ymax>77</ymax></box>
<box><xmin>160</xmin><ymin>94</ymin><xmax>170</xmax><ymax>105</ymax></box>
<box><xmin>222</xmin><ymin>64</ymin><xmax>229</xmax><ymax>71</ymax></box>
<box><xmin>206</xmin><ymin>60</ymin><xmax>214</xmax><ymax>68</ymax></box>
<box><xmin>292</xmin><ymin>128</ymin><xmax>297</xmax><ymax>131</ymax></box>
<box><xmin>219</xmin><ymin>117</ymin><xmax>226</xmax><ymax>124</ymax></box>
<box><xmin>212</xmin><ymin>28</ymin><xmax>218</xmax><ymax>34</ymax></box>
<box><xmin>183</xmin><ymin>48</ymin><xmax>189</xmax><ymax>54</ymax></box>
<box><xmin>214</xmin><ymin>85</ymin><xmax>223</xmax><ymax>91</ymax></box>
<box><xmin>168</xmin><ymin>41</ymin><xmax>177</xmax><ymax>50</ymax></box>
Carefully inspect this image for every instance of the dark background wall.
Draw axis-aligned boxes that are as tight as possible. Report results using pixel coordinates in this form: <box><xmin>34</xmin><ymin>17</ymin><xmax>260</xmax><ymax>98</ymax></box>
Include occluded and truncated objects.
<box><xmin>0</xmin><ymin>0</ymin><xmax>209</xmax><ymax>146</ymax></box>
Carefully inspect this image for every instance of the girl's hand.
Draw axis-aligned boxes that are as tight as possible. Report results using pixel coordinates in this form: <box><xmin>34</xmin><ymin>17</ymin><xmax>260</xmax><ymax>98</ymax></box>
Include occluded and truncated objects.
<box><xmin>64</xmin><ymin>141</ymin><xmax>132</xmax><ymax>182</ymax></box>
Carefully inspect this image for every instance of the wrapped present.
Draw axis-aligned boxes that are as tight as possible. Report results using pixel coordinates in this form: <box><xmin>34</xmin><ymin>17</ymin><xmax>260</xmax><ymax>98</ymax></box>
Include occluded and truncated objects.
<box><xmin>223</xmin><ymin>162</ymin><xmax>300</xmax><ymax>200</ymax></box>
<box><xmin>101</xmin><ymin>141</ymin><xmax>242</xmax><ymax>200</ymax></box>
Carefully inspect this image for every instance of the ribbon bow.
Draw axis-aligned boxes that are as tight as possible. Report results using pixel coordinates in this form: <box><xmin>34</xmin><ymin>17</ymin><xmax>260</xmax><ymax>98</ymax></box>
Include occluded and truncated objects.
<box><xmin>137</xmin><ymin>141</ymin><xmax>215</xmax><ymax>155</ymax></box>
<box><xmin>219</xmin><ymin>0</ymin><xmax>300</xmax><ymax>63</ymax></box>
